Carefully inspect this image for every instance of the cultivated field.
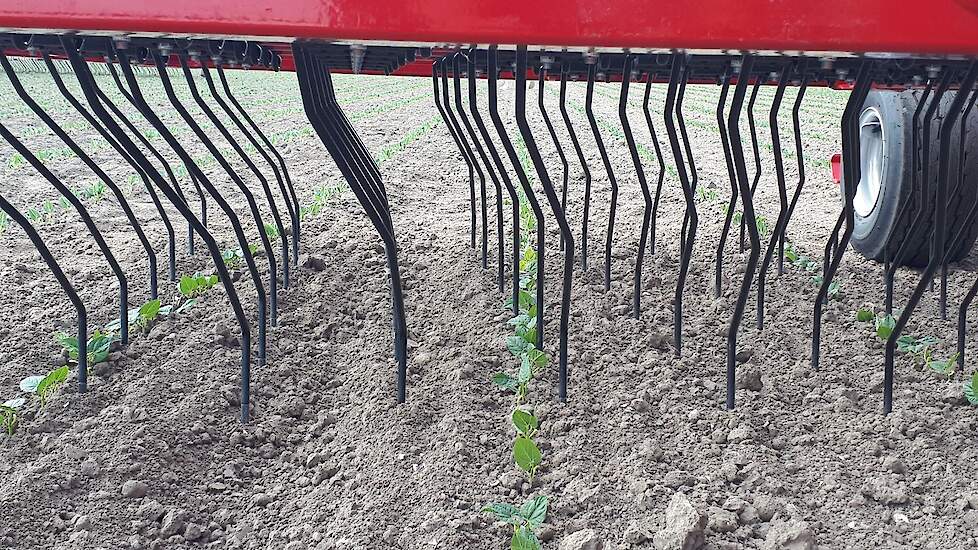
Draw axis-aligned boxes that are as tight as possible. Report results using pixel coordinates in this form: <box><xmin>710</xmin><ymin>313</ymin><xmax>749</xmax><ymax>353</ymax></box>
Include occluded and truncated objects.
<box><xmin>0</xmin><ymin>63</ymin><xmax>976</xmax><ymax>549</ymax></box>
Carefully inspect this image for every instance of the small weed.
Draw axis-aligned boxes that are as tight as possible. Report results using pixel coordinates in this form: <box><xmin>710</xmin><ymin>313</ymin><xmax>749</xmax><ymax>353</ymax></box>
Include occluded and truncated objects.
<box><xmin>0</xmin><ymin>398</ymin><xmax>25</xmax><ymax>435</ymax></box>
<box><xmin>482</xmin><ymin>496</ymin><xmax>549</xmax><ymax>550</ymax></box>
<box><xmin>80</xmin><ymin>181</ymin><xmax>107</xmax><ymax>202</ymax></box>
<box><xmin>179</xmin><ymin>273</ymin><xmax>219</xmax><ymax>298</ymax></box>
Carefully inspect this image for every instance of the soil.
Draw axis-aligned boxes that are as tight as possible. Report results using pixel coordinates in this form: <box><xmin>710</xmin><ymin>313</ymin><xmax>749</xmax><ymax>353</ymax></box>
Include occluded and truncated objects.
<box><xmin>0</xmin><ymin>63</ymin><xmax>977</xmax><ymax>550</ymax></box>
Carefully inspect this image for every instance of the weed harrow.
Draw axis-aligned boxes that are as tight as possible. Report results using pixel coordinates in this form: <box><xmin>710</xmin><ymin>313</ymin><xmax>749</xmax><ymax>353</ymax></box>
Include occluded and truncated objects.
<box><xmin>1</xmin><ymin>1</ymin><xmax>978</xmax><ymax>423</ymax></box>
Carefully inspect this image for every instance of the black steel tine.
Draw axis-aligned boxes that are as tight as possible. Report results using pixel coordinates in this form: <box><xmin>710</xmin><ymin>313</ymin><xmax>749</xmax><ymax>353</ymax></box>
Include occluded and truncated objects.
<box><xmin>451</xmin><ymin>51</ymin><xmax>494</xmax><ymax>271</ymax></box>
<box><xmin>63</xmin><ymin>38</ymin><xmax>252</xmax><ymax>422</ymax></box>
<box><xmin>466</xmin><ymin>47</ymin><xmax>512</xmax><ymax>298</ymax></box>
<box><xmin>779</xmin><ymin>64</ymin><xmax>810</xmax><ymax>269</ymax></box>
<box><xmin>0</xmin><ymin>100</ymin><xmax>130</xmax><ymax>350</ymax></box>
<box><xmin>811</xmin><ymin>60</ymin><xmax>875</xmax><ymax>371</ymax></box>
<box><xmin>154</xmin><ymin>51</ymin><xmax>270</xmax><ymax>366</ymax></box>
<box><xmin>663</xmin><ymin>54</ymin><xmax>698</xmax><ymax>355</ymax></box>
<box><xmin>438</xmin><ymin>57</ymin><xmax>478</xmax><ymax>250</ymax></box>
<box><xmin>939</xmin><ymin>82</ymin><xmax>978</xmax><ymax>319</ymax></box>
<box><xmin>487</xmin><ymin>45</ymin><xmax>544</xmax><ymax>350</ymax></box>
<box><xmin>618</xmin><ymin>55</ymin><xmax>652</xmax><ymax>318</ymax></box>
<box><xmin>723</xmin><ymin>54</ymin><xmax>757</xmax><ymax>410</ymax></box>
<box><xmin>642</xmin><ymin>68</ymin><xmax>667</xmax><ymax>258</ymax></box>
<box><xmin>28</xmin><ymin>52</ymin><xmax>160</xmax><ymax>301</ymax></box>
<box><xmin>740</xmin><ymin>78</ymin><xmax>763</xmax><ymax>251</ymax></box>
<box><xmin>537</xmin><ymin>62</ymin><xmax>569</xmax><ymax>253</ymax></box>
<box><xmin>0</xmin><ymin>193</ymin><xmax>88</xmax><ymax>391</ymax></box>
<box><xmin>516</xmin><ymin>46</ymin><xmax>575</xmax><ymax>400</ymax></box>
<box><xmin>202</xmin><ymin>60</ymin><xmax>292</xmax><ymax>291</ymax></box>
<box><xmin>677</xmin><ymin>58</ymin><xmax>699</xmax><ymax>257</ymax></box>
<box><xmin>487</xmin><ymin>50</ymin><xmax>524</xmax><ymax>317</ymax></box>
<box><xmin>714</xmin><ymin>69</ymin><xmax>738</xmax><ymax>298</ymax></box>
<box><xmin>755</xmin><ymin>61</ymin><xmax>792</xmax><ymax>329</ymax></box>
<box><xmin>584</xmin><ymin>59</ymin><xmax>618</xmax><ymax>290</ymax></box>
<box><xmin>560</xmin><ymin>60</ymin><xmax>590</xmax><ymax>265</ymax></box>
<box><xmin>885</xmin><ymin>71</ymin><xmax>952</xmax><ymax>314</ymax></box>
<box><xmin>104</xmin><ymin>59</ymin><xmax>200</xmax><ymax>259</ymax></box>
<box><xmin>189</xmin><ymin>56</ymin><xmax>286</xmax><ymax>327</ymax></box>
<box><xmin>886</xmin><ymin>62</ymin><xmax>978</xmax><ymax>413</ymax></box>
<box><xmin>293</xmin><ymin>44</ymin><xmax>408</xmax><ymax>402</ymax></box>
<box><xmin>216</xmin><ymin>65</ymin><xmax>300</xmax><ymax>267</ymax></box>
<box><xmin>960</xmin><ymin>276</ymin><xmax>978</xmax><ymax>373</ymax></box>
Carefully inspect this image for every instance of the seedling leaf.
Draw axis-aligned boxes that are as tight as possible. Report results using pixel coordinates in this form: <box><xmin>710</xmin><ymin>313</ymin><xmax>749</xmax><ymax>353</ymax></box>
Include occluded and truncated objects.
<box><xmin>519</xmin><ymin>496</ymin><xmax>548</xmax><ymax>530</ymax></box>
<box><xmin>3</xmin><ymin>398</ymin><xmax>26</xmax><ymax>409</ymax></box>
<box><xmin>964</xmin><ymin>372</ymin><xmax>978</xmax><ymax>405</ymax></box>
<box><xmin>482</xmin><ymin>503</ymin><xmax>522</xmax><ymax>526</ymax></box>
<box><xmin>492</xmin><ymin>372</ymin><xmax>519</xmax><ymax>391</ymax></box>
<box><xmin>511</xmin><ymin>528</ymin><xmax>541</xmax><ymax>550</ymax></box>
<box><xmin>512</xmin><ymin>409</ymin><xmax>538</xmax><ymax>437</ymax></box>
<box><xmin>507</xmin><ymin>336</ymin><xmax>533</xmax><ymax>356</ymax></box>
<box><xmin>19</xmin><ymin>375</ymin><xmax>44</xmax><ymax>393</ymax></box>
<box><xmin>856</xmin><ymin>309</ymin><xmax>874</xmax><ymax>322</ymax></box>
<box><xmin>875</xmin><ymin>314</ymin><xmax>896</xmax><ymax>340</ymax></box>
<box><xmin>513</xmin><ymin>436</ymin><xmax>542</xmax><ymax>475</ymax></box>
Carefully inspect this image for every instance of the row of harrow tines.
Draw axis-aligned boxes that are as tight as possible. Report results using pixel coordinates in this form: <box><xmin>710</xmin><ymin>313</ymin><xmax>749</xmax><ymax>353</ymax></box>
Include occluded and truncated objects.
<box><xmin>428</xmin><ymin>46</ymin><xmax>978</xmax><ymax>414</ymax></box>
<box><xmin>0</xmin><ymin>35</ymin><xmax>303</xmax><ymax>423</ymax></box>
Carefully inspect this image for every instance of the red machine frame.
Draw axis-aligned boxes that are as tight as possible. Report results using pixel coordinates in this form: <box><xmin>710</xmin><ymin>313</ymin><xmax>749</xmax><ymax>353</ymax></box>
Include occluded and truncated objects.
<box><xmin>2</xmin><ymin>1</ymin><xmax>978</xmax><ymax>57</ymax></box>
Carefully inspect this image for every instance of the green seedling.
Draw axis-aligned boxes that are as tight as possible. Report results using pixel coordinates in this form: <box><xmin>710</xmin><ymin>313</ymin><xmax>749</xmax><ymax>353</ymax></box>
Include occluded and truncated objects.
<box><xmin>59</xmin><ymin>197</ymin><xmax>70</xmax><ymax>210</ymax></box>
<box><xmin>512</xmin><ymin>409</ymin><xmax>538</xmax><ymax>438</ymax></box>
<box><xmin>811</xmin><ymin>275</ymin><xmax>841</xmax><ymax>299</ymax></box>
<box><xmin>875</xmin><ymin>314</ymin><xmax>897</xmax><ymax>340</ymax></box>
<box><xmin>179</xmin><ymin>273</ymin><xmax>219</xmax><ymax>298</ymax></box>
<box><xmin>513</xmin><ymin>435</ymin><xmax>542</xmax><ymax>481</ymax></box>
<box><xmin>483</xmin><ymin>496</ymin><xmax>549</xmax><ymax>550</ymax></box>
<box><xmin>221</xmin><ymin>244</ymin><xmax>259</xmax><ymax>269</ymax></box>
<box><xmin>896</xmin><ymin>335</ymin><xmax>939</xmax><ymax>367</ymax></box>
<box><xmin>81</xmin><ymin>181</ymin><xmax>107</xmax><ymax>202</ymax></box>
<box><xmin>136</xmin><ymin>298</ymin><xmax>162</xmax><ymax>330</ymax></box>
<box><xmin>965</xmin><ymin>372</ymin><xmax>978</xmax><ymax>405</ymax></box>
<box><xmin>20</xmin><ymin>366</ymin><xmax>69</xmax><ymax>405</ymax></box>
<box><xmin>56</xmin><ymin>330</ymin><xmax>115</xmax><ymax>366</ymax></box>
<box><xmin>696</xmin><ymin>186</ymin><xmax>718</xmax><ymax>202</ymax></box>
<box><xmin>26</xmin><ymin>207</ymin><xmax>42</xmax><ymax>223</ymax></box>
<box><xmin>856</xmin><ymin>309</ymin><xmax>875</xmax><ymax>322</ymax></box>
<box><xmin>263</xmin><ymin>222</ymin><xmax>280</xmax><ymax>240</ymax></box>
<box><xmin>42</xmin><ymin>200</ymin><xmax>56</xmax><ymax>216</ymax></box>
<box><xmin>0</xmin><ymin>211</ymin><xmax>8</xmax><ymax>235</ymax></box>
<box><xmin>927</xmin><ymin>353</ymin><xmax>959</xmax><ymax>378</ymax></box>
<box><xmin>0</xmin><ymin>398</ymin><xmax>26</xmax><ymax>435</ymax></box>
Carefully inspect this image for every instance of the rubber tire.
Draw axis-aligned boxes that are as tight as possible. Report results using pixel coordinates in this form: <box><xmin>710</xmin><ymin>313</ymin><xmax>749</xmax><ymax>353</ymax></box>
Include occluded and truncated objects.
<box><xmin>846</xmin><ymin>89</ymin><xmax>978</xmax><ymax>267</ymax></box>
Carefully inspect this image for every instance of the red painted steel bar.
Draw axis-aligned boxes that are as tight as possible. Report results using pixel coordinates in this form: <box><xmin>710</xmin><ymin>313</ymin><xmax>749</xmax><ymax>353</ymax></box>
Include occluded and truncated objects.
<box><xmin>2</xmin><ymin>1</ymin><xmax>978</xmax><ymax>55</ymax></box>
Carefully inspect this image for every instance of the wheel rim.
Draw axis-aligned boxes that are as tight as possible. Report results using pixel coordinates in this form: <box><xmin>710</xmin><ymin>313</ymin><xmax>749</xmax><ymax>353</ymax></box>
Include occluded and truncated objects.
<box><xmin>855</xmin><ymin>106</ymin><xmax>886</xmax><ymax>218</ymax></box>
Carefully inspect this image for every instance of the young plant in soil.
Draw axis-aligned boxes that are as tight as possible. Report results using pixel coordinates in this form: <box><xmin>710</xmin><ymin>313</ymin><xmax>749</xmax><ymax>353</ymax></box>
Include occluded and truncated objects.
<box><xmin>0</xmin><ymin>398</ymin><xmax>25</xmax><ymax>435</ymax></box>
<box><xmin>964</xmin><ymin>372</ymin><xmax>978</xmax><ymax>406</ymax></box>
<box><xmin>55</xmin><ymin>330</ymin><xmax>115</xmax><ymax>366</ymax></box>
<box><xmin>179</xmin><ymin>273</ymin><xmax>219</xmax><ymax>299</ymax></box>
<box><xmin>482</xmin><ymin>495</ymin><xmax>549</xmax><ymax>550</ymax></box>
<box><xmin>927</xmin><ymin>353</ymin><xmax>959</xmax><ymax>378</ymax></box>
<box><xmin>221</xmin><ymin>245</ymin><xmax>258</xmax><ymax>270</ymax></box>
<box><xmin>20</xmin><ymin>366</ymin><xmax>69</xmax><ymax>406</ymax></box>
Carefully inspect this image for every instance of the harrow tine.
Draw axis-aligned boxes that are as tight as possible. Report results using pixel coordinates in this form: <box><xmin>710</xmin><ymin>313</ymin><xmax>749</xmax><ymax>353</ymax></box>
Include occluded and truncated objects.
<box><xmin>939</xmin><ymin>82</ymin><xmax>978</xmax><ymax>319</ymax></box>
<box><xmin>486</xmin><ymin>45</ymin><xmax>544</xmax><ymax>351</ymax></box>
<box><xmin>663</xmin><ymin>54</ymin><xmax>698</xmax><ymax>354</ymax></box>
<box><xmin>437</xmin><ymin>58</ymin><xmax>478</xmax><ymax>250</ymax></box>
<box><xmin>186</xmin><ymin>54</ymin><xmax>288</xmax><ymax>327</ymax></box>
<box><xmin>292</xmin><ymin>43</ymin><xmax>408</xmax><ymax>402</ymax></box>
<box><xmin>755</xmin><ymin>61</ymin><xmax>792</xmax><ymax>329</ymax></box>
<box><xmin>487</xmin><ymin>48</ymin><xmax>525</xmax><ymax>317</ymax></box>
<box><xmin>466</xmin><ymin>48</ymin><xmax>519</xmax><ymax>307</ymax></box>
<box><xmin>216</xmin><ymin>63</ymin><xmax>301</xmax><ymax>269</ymax></box>
<box><xmin>780</xmin><ymin>63</ymin><xmax>810</xmax><ymax>269</ymax></box>
<box><xmin>537</xmin><ymin>61</ymin><xmax>570</xmax><ymax>254</ymax></box>
<box><xmin>154</xmin><ymin>50</ymin><xmax>271</xmax><ymax>365</ymax></box>
<box><xmin>723</xmin><ymin>53</ymin><xmax>756</xmax><ymax>409</ymax></box>
<box><xmin>0</xmin><ymin>67</ymin><xmax>131</xmax><ymax>348</ymax></box>
<box><xmin>0</xmin><ymin>194</ymin><xmax>88</xmax><ymax>391</ymax></box>
<box><xmin>201</xmin><ymin>60</ymin><xmax>292</xmax><ymax>292</ymax></box>
<box><xmin>62</xmin><ymin>37</ymin><xmax>253</xmax><ymax>422</ymax></box>
<box><xmin>714</xmin><ymin>68</ymin><xmax>738</xmax><ymax>298</ymax></box>
<box><xmin>516</xmin><ymin>46</ymin><xmax>574</xmax><ymax>400</ymax></box>
<box><xmin>451</xmin><ymin>52</ymin><xmax>492</xmax><ymax>270</ymax></box>
<box><xmin>617</xmin><ymin>55</ymin><xmax>652</xmax><ymax>318</ymax></box>
<box><xmin>104</xmin><ymin>59</ymin><xmax>200</xmax><ymax>262</ymax></box>
<box><xmin>677</xmin><ymin>57</ymin><xmax>698</xmax><ymax>257</ymax></box>
<box><xmin>886</xmin><ymin>61</ymin><xmax>978</xmax><ymax>413</ymax></box>
<box><xmin>29</xmin><ymin>51</ymin><xmax>161</xmax><ymax>300</ymax></box>
<box><xmin>740</xmin><ymin>78</ymin><xmax>763</xmax><ymax>251</ymax></box>
<box><xmin>884</xmin><ymin>70</ymin><xmax>952</xmax><ymax>314</ymax></box>
<box><xmin>642</xmin><ymin>68</ymin><xmax>667</xmax><ymax>258</ymax></box>
<box><xmin>467</xmin><ymin>48</ymin><xmax>506</xmax><ymax>292</ymax></box>
<box><xmin>560</xmin><ymin>60</ymin><xmax>591</xmax><ymax>265</ymax></box>
<box><xmin>584</xmin><ymin>58</ymin><xmax>619</xmax><ymax>290</ymax></box>
<box><xmin>811</xmin><ymin>59</ymin><xmax>875</xmax><ymax>371</ymax></box>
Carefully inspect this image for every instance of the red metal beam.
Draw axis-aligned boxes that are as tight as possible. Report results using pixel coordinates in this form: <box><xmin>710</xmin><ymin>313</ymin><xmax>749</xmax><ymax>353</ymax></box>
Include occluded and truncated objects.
<box><xmin>2</xmin><ymin>1</ymin><xmax>978</xmax><ymax>56</ymax></box>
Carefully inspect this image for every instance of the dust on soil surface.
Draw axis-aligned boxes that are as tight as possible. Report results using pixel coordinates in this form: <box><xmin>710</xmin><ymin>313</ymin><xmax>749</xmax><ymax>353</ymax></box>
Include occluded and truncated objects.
<box><xmin>0</xmin><ymin>64</ymin><xmax>977</xmax><ymax>550</ymax></box>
